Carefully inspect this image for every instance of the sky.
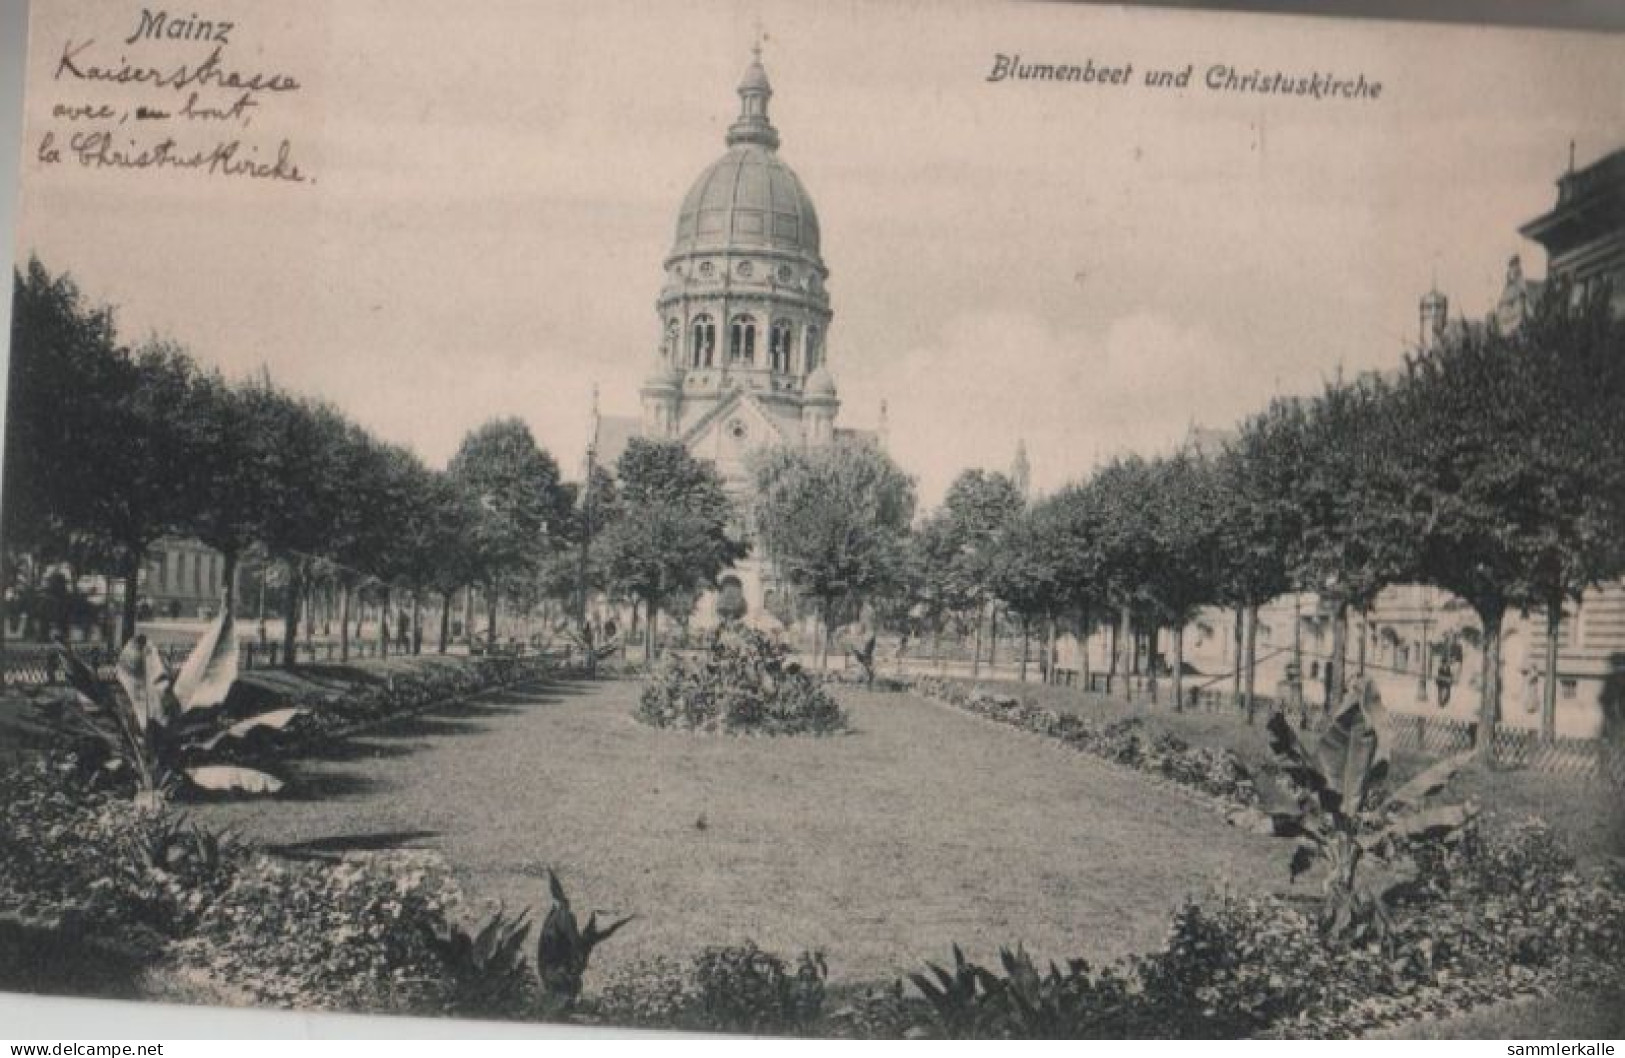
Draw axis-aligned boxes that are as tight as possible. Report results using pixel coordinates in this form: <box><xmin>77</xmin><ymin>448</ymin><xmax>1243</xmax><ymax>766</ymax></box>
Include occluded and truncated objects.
<box><xmin>9</xmin><ymin>0</ymin><xmax>1625</xmax><ymax>507</ymax></box>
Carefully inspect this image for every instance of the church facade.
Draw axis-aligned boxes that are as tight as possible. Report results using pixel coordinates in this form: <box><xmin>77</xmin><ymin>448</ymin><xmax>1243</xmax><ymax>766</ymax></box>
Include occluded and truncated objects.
<box><xmin>597</xmin><ymin>53</ymin><xmax>875</xmax><ymax>625</ymax></box>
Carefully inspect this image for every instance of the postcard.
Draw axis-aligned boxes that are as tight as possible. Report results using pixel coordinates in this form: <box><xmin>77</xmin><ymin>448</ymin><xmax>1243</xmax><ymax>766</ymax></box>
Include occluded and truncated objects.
<box><xmin>3</xmin><ymin>0</ymin><xmax>1623</xmax><ymax>1040</ymax></box>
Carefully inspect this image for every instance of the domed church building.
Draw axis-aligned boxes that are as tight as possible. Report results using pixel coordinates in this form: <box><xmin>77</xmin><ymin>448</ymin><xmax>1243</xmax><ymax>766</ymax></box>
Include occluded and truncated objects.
<box><xmin>595</xmin><ymin>49</ymin><xmax>880</xmax><ymax>625</ymax></box>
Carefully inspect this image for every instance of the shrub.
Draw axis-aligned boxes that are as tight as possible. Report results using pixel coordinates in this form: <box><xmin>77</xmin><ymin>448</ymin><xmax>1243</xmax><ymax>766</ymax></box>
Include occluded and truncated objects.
<box><xmin>689</xmin><ymin>943</ymin><xmax>827</xmax><ymax>1035</ymax></box>
<box><xmin>636</xmin><ymin>628</ymin><xmax>846</xmax><ymax>736</ymax></box>
<box><xmin>910</xmin><ymin>944</ymin><xmax>1137</xmax><ymax>1039</ymax></box>
<box><xmin>591</xmin><ymin>956</ymin><xmax>697</xmax><ymax>1029</ymax></box>
<box><xmin>911</xmin><ymin>678</ymin><xmax>1256</xmax><ymax>805</ymax></box>
<box><xmin>0</xmin><ymin>757</ymin><xmax>236</xmax><ymax>948</ymax></box>
<box><xmin>588</xmin><ymin>943</ymin><xmax>827</xmax><ymax>1035</ymax></box>
<box><xmin>179</xmin><ymin>850</ymin><xmax>463</xmax><ymax>1014</ymax></box>
<box><xmin>1136</xmin><ymin>895</ymin><xmax>1338</xmax><ymax>1038</ymax></box>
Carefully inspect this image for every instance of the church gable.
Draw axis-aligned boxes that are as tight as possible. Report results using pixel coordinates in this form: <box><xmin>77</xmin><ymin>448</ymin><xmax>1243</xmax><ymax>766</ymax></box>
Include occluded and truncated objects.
<box><xmin>680</xmin><ymin>390</ymin><xmax>797</xmax><ymax>483</ymax></box>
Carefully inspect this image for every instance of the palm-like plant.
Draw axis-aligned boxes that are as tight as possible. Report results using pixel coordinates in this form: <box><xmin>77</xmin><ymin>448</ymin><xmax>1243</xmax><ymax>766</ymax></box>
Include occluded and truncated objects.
<box><xmin>535</xmin><ymin>870</ymin><xmax>633</xmax><ymax>1002</ymax></box>
<box><xmin>47</xmin><ymin>612</ymin><xmax>306</xmax><ymax>805</ymax></box>
<box><xmin>1262</xmin><ymin>677</ymin><xmax>1476</xmax><ymax>938</ymax></box>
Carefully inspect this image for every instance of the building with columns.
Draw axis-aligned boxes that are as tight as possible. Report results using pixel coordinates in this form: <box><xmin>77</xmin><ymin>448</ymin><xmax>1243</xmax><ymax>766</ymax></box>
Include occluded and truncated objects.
<box><xmin>595</xmin><ymin>51</ymin><xmax>877</xmax><ymax>624</ymax></box>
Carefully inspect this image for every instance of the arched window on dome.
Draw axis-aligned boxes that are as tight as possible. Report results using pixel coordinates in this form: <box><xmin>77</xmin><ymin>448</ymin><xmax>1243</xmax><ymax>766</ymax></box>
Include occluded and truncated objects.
<box><xmin>729</xmin><ymin>315</ymin><xmax>757</xmax><ymax>365</ymax></box>
<box><xmin>691</xmin><ymin>315</ymin><xmax>716</xmax><ymax>367</ymax></box>
<box><xmin>769</xmin><ymin>319</ymin><xmax>793</xmax><ymax>373</ymax></box>
<box><xmin>803</xmin><ymin>326</ymin><xmax>821</xmax><ymax>374</ymax></box>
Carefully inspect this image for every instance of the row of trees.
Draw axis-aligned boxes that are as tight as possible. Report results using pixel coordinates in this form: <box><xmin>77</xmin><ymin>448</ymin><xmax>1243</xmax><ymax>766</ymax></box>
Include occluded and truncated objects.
<box><xmin>4</xmin><ymin>259</ymin><xmax>590</xmax><ymax>665</ymax></box>
<box><xmin>5</xmin><ymin>256</ymin><xmax>760</xmax><ymax>669</ymax></box>
<box><xmin>750</xmin><ymin>280</ymin><xmax>1620</xmax><ymax>743</ymax></box>
<box><xmin>9</xmin><ymin>255</ymin><xmax>1621</xmax><ymax>747</ymax></box>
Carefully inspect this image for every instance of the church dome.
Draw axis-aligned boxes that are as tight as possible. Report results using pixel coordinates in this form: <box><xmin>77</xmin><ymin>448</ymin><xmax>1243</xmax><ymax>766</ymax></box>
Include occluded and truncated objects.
<box><xmin>670</xmin><ymin>57</ymin><xmax>822</xmax><ymax>259</ymax></box>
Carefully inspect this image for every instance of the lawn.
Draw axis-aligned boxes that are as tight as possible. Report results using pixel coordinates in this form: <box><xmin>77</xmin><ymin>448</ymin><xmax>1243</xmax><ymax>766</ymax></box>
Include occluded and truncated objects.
<box><xmin>192</xmin><ymin>678</ymin><xmax>1285</xmax><ymax>985</ymax></box>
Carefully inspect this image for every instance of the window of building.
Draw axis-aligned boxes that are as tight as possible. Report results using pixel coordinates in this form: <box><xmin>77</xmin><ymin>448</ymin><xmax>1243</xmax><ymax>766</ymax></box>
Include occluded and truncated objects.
<box><xmin>691</xmin><ymin>315</ymin><xmax>715</xmax><ymax>367</ymax></box>
<box><xmin>769</xmin><ymin>319</ymin><xmax>793</xmax><ymax>372</ymax></box>
<box><xmin>804</xmin><ymin>326</ymin><xmax>820</xmax><ymax>373</ymax></box>
<box><xmin>729</xmin><ymin>315</ymin><xmax>756</xmax><ymax>364</ymax></box>
<box><xmin>1561</xmin><ymin>679</ymin><xmax>1578</xmax><ymax>700</ymax></box>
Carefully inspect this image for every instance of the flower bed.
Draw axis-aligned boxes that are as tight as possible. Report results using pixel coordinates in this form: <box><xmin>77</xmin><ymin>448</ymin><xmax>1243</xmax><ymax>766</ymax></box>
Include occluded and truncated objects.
<box><xmin>636</xmin><ymin>628</ymin><xmax>846</xmax><ymax>736</ymax></box>
<box><xmin>912</xmin><ymin>676</ymin><xmax>1258</xmax><ymax>807</ymax></box>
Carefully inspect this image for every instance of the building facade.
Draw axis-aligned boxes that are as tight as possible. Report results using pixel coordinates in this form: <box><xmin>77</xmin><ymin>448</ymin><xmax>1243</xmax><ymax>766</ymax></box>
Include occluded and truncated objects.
<box><xmin>601</xmin><ymin>52</ymin><xmax>873</xmax><ymax>624</ymax></box>
<box><xmin>142</xmin><ymin>537</ymin><xmax>228</xmax><ymax>619</ymax></box>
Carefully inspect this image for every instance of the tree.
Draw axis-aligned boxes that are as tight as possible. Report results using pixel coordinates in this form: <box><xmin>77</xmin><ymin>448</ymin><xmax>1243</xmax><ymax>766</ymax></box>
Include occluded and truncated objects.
<box><xmin>1279</xmin><ymin>380</ymin><xmax>1410</xmax><ymax>711</ymax></box>
<box><xmin>94</xmin><ymin>340</ymin><xmax>201</xmax><ymax>641</ymax></box>
<box><xmin>749</xmin><ymin>442</ymin><xmax>917</xmax><ymax>670</ymax></box>
<box><xmin>911</xmin><ymin>509</ymin><xmax>978</xmax><ymax>673</ymax></box>
<box><xmin>1396</xmin><ymin>287</ymin><xmax>1625</xmax><ymax>750</ymax></box>
<box><xmin>1030</xmin><ymin>484</ymin><xmax>1108</xmax><ymax>686</ymax></box>
<box><xmin>448</xmin><ymin>419</ymin><xmax>571</xmax><ymax>647</ymax></box>
<box><xmin>1137</xmin><ymin>453</ymin><xmax>1226</xmax><ymax>710</ymax></box>
<box><xmin>984</xmin><ymin>508</ymin><xmax>1066</xmax><ymax>683</ymax></box>
<box><xmin>4</xmin><ymin>261</ymin><xmax>126</xmax><ymax>645</ymax></box>
<box><xmin>1498</xmin><ymin>282</ymin><xmax>1625</xmax><ymax>739</ymax></box>
<box><xmin>598</xmin><ymin>439</ymin><xmax>742</xmax><ymax>660</ymax></box>
<box><xmin>935</xmin><ymin>469</ymin><xmax>1026</xmax><ymax>675</ymax></box>
<box><xmin>1089</xmin><ymin>457</ymin><xmax>1164</xmax><ymax>691</ymax></box>
<box><xmin>1215</xmin><ymin>411</ymin><xmax>1299</xmax><ymax>718</ymax></box>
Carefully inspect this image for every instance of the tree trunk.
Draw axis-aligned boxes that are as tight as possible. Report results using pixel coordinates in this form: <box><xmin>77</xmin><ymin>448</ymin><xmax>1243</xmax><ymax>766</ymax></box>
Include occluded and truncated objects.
<box><xmin>645</xmin><ymin>598</ymin><xmax>660</xmax><ymax>664</ymax></box>
<box><xmin>280</xmin><ymin>559</ymin><xmax>302</xmax><ymax>670</ymax></box>
<box><xmin>1118</xmin><ymin>604</ymin><xmax>1132</xmax><ymax>693</ymax></box>
<box><xmin>1356</xmin><ymin>608</ymin><xmax>1369</xmax><ymax>676</ymax></box>
<box><xmin>1327</xmin><ymin>601</ymin><xmax>1348</xmax><ymax>714</ymax></box>
<box><xmin>378</xmin><ymin>587</ymin><xmax>392</xmax><ymax>657</ymax></box>
<box><xmin>339</xmin><ymin>582</ymin><xmax>352</xmax><ymax>662</ymax></box>
<box><xmin>439</xmin><ymin>592</ymin><xmax>451</xmax><ymax>654</ymax></box>
<box><xmin>462</xmin><ymin>588</ymin><xmax>474</xmax><ymax>647</ymax></box>
<box><xmin>1044</xmin><ymin>613</ymin><xmax>1057</xmax><ymax>685</ymax></box>
<box><xmin>1478</xmin><ymin>606</ymin><xmax>1505</xmax><ymax>759</ymax></box>
<box><xmin>989</xmin><ymin>607</ymin><xmax>1000</xmax><ymax>673</ymax></box>
<box><xmin>932</xmin><ymin>624</ymin><xmax>943</xmax><ymax>674</ymax></box>
<box><xmin>972</xmin><ymin>604</ymin><xmax>984</xmax><ymax>678</ymax></box>
<box><xmin>1078</xmin><ymin>605</ymin><xmax>1091</xmax><ymax>690</ymax></box>
<box><xmin>1542</xmin><ymin>598</ymin><xmax>1561</xmax><ymax>743</ymax></box>
<box><xmin>1106</xmin><ymin>616</ymin><xmax>1120</xmax><ymax>694</ymax></box>
<box><xmin>1172</xmin><ymin>620</ymin><xmax>1185</xmax><ymax>712</ymax></box>
<box><xmin>219</xmin><ymin>550</ymin><xmax>239</xmax><ymax>629</ymax></box>
<box><xmin>1018</xmin><ymin>621</ymin><xmax>1029</xmax><ymax>683</ymax></box>
<box><xmin>1231</xmin><ymin>604</ymin><xmax>1244</xmax><ymax>709</ymax></box>
<box><xmin>486</xmin><ymin>586</ymin><xmax>498</xmax><ymax>650</ymax></box>
<box><xmin>1243</xmin><ymin>604</ymin><xmax>1260</xmax><ymax>724</ymax></box>
<box><xmin>412</xmin><ymin>592</ymin><xmax>423</xmax><ymax>655</ymax></box>
<box><xmin>120</xmin><ymin>546</ymin><xmax>143</xmax><ymax>643</ymax></box>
